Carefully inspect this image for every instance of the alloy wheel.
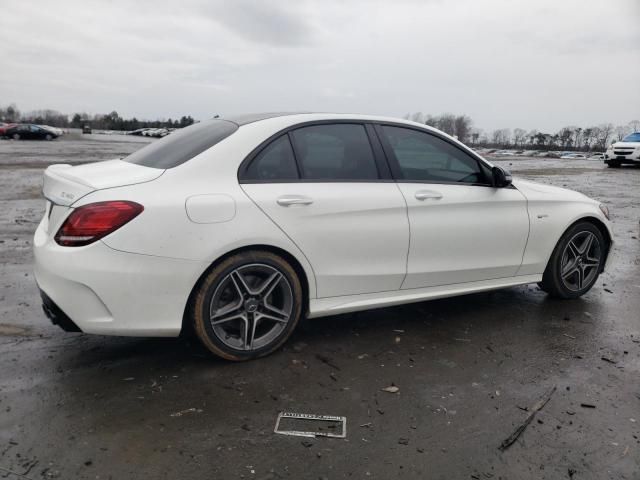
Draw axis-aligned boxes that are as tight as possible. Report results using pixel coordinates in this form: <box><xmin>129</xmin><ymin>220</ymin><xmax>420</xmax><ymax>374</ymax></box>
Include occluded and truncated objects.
<box><xmin>209</xmin><ymin>263</ymin><xmax>293</xmax><ymax>351</ymax></box>
<box><xmin>560</xmin><ymin>231</ymin><xmax>601</xmax><ymax>292</ymax></box>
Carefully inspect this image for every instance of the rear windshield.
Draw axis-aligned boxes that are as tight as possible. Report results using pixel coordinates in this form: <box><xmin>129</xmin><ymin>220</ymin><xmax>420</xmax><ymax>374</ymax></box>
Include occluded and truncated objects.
<box><xmin>124</xmin><ymin>119</ymin><xmax>238</xmax><ymax>169</ymax></box>
<box><xmin>622</xmin><ymin>132</ymin><xmax>640</xmax><ymax>142</ymax></box>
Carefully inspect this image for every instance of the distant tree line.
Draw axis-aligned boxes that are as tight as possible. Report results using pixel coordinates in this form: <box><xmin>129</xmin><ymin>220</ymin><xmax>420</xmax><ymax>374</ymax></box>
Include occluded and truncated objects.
<box><xmin>0</xmin><ymin>103</ymin><xmax>195</xmax><ymax>131</ymax></box>
<box><xmin>404</xmin><ymin>112</ymin><xmax>640</xmax><ymax>152</ymax></box>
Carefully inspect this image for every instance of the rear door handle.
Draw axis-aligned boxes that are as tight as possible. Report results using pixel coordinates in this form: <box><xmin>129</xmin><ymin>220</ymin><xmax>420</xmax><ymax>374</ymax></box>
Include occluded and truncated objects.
<box><xmin>414</xmin><ymin>190</ymin><xmax>443</xmax><ymax>201</ymax></box>
<box><xmin>277</xmin><ymin>195</ymin><xmax>314</xmax><ymax>207</ymax></box>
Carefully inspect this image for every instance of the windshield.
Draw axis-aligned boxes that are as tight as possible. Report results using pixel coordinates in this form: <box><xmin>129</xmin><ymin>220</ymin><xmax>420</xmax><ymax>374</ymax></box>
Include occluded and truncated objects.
<box><xmin>622</xmin><ymin>132</ymin><xmax>640</xmax><ymax>142</ymax></box>
<box><xmin>124</xmin><ymin>119</ymin><xmax>238</xmax><ymax>169</ymax></box>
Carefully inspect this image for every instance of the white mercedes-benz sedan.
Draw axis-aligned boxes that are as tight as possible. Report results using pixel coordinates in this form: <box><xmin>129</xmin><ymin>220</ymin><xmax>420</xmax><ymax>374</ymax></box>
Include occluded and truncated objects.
<box><xmin>34</xmin><ymin>113</ymin><xmax>613</xmax><ymax>360</ymax></box>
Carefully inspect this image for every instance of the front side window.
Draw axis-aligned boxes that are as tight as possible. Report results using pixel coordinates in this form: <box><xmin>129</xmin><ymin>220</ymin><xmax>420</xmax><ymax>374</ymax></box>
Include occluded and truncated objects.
<box><xmin>243</xmin><ymin>135</ymin><xmax>298</xmax><ymax>181</ymax></box>
<box><xmin>380</xmin><ymin>126</ymin><xmax>487</xmax><ymax>184</ymax></box>
<box><xmin>290</xmin><ymin>124</ymin><xmax>379</xmax><ymax>181</ymax></box>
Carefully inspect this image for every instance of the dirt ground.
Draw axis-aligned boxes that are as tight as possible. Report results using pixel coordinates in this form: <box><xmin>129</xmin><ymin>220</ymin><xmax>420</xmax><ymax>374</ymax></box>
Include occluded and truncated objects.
<box><xmin>0</xmin><ymin>133</ymin><xmax>638</xmax><ymax>480</ymax></box>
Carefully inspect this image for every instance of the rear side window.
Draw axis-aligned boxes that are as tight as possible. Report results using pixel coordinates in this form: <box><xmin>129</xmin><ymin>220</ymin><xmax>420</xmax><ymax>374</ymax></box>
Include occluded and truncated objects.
<box><xmin>243</xmin><ymin>135</ymin><xmax>299</xmax><ymax>181</ymax></box>
<box><xmin>290</xmin><ymin>124</ymin><xmax>379</xmax><ymax>180</ymax></box>
<box><xmin>124</xmin><ymin>119</ymin><xmax>238</xmax><ymax>169</ymax></box>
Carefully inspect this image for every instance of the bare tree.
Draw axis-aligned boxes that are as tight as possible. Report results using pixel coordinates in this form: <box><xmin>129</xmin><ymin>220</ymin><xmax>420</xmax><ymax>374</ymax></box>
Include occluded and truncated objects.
<box><xmin>628</xmin><ymin>120</ymin><xmax>640</xmax><ymax>133</ymax></box>
<box><xmin>436</xmin><ymin>113</ymin><xmax>456</xmax><ymax>136</ymax></box>
<box><xmin>595</xmin><ymin>123</ymin><xmax>614</xmax><ymax>149</ymax></box>
<box><xmin>453</xmin><ymin>115</ymin><xmax>472</xmax><ymax>142</ymax></box>
<box><xmin>513</xmin><ymin>128</ymin><xmax>527</xmax><ymax>148</ymax></box>
<box><xmin>558</xmin><ymin>127</ymin><xmax>574</xmax><ymax>149</ymax></box>
<box><xmin>614</xmin><ymin>125</ymin><xmax>629</xmax><ymax>141</ymax></box>
<box><xmin>410</xmin><ymin>112</ymin><xmax>425</xmax><ymax>124</ymax></box>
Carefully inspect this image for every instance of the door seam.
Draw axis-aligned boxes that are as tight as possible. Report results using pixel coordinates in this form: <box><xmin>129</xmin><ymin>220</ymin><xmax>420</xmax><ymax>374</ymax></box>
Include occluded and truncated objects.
<box><xmin>395</xmin><ymin>182</ymin><xmax>412</xmax><ymax>290</ymax></box>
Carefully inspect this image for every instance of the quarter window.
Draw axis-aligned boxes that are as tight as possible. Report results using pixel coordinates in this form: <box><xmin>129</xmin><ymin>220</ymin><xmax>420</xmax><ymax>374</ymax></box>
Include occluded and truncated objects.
<box><xmin>244</xmin><ymin>135</ymin><xmax>299</xmax><ymax>181</ymax></box>
<box><xmin>290</xmin><ymin>124</ymin><xmax>379</xmax><ymax>181</ymax></box>
<box><xmin>381</xmin><ymin>126</ymin><xmax>487</xmax><ymax>184</ymax></box>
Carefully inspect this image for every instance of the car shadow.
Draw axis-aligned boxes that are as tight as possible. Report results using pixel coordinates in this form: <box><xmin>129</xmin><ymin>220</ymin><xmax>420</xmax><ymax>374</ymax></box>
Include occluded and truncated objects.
<box><xmin>51</xmin><ymin>283</ymin><xmax>598</xmax><ymax>373</ymax></box>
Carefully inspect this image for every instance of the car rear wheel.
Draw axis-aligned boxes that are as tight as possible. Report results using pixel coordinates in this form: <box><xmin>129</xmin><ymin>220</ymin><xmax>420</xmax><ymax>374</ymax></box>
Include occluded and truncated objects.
<box><xmin>191</xmin><ymin>250</ymin><xmax>303</xmax><ymax>361</ymax></box>
<box><xmin>12</xmin><ymin>133</ymin><xmax>20</xmax><ymax>140</ymax></box>
<box><xmin>540</xmin><ymin>222</ymin><xmax>606</xmax><ymax>299</ymax></box>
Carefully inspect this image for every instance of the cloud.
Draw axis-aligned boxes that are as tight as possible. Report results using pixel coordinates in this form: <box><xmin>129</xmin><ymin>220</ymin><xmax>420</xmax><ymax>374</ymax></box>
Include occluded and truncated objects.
<box><xmin>201</xmin><ymin>0</ymin><xmax>317</xmax><ymax>47</ymax></box>
<box><xmin>0</xmin><ymin>0</ymin><xmax>638</xmax><ymax>131</ymax></box>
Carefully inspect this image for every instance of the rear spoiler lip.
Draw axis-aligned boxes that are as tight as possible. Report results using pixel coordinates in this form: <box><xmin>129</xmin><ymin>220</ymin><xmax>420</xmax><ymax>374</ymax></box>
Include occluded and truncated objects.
<box><xmin>41</xmin><ymin>161</ymin><xmax>166</xmax><ymax>207</ymax></box>
<box><xmin>42</xmin><ymin>164</ymin><xmax>94</xmax><ymax>207</ymax></box>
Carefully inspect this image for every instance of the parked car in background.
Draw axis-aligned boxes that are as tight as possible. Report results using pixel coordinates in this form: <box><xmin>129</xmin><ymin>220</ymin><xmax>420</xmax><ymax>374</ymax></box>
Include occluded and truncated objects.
<box><xmin>0</xmin><ymin>122</ymin><xmax>16</xmax><ymax>137</ymax></box>
<box><xmin>34</xmin><ymin>113</ymin><xmax>613</xmax><ymax>361</ymax></box>
<box><xmin>5</xmin><ymin>124</ymin><xmax>59</xmax><ymax>140</ymax></box>
<box><xmin>82</xmin><ymin>124</ymin><xmax>92</xmax><ymax>134</ymax></box>
<box><xmin>141</xmin><ymin>128</ymin><xmax>170</xmax><ymax>138</ymax></box>
<box><xmin>560</xmin><ymin>153</ymin><xmax>587</xmax><ymax>159</ymax></box>
<box><xmin>127</xmin><ymin>128</ymin><xmax>151</xmax><ymax>136</ymax></box>
<box><xmin>605</xmin><ymin>132</ymin><xmax>640</xmax><ymax>167</ymax></box>
<box><xmin>39</xmin><ymin>125</ymin><xmax>64</xmax><ymax>137</ymax></box>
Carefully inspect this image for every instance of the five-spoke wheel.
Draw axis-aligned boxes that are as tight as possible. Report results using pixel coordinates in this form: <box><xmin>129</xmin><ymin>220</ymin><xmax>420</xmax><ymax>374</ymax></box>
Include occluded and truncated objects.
<box><xmin>191</xmin><ymin>251</ymin><xmax>303</xmax><ymax>360</ymax></box>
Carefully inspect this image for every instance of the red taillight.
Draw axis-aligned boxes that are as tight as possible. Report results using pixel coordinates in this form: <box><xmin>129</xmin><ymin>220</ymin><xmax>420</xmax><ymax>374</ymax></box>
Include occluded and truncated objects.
<box><xmin>55</xmin><ymin>201</ymin><xmax>144</xmax><ymax>247</ymax></box>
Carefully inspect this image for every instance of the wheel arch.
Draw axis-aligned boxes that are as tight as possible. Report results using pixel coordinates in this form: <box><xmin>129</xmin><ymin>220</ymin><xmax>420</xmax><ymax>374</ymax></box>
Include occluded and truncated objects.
<box><xmin>546</xmin><ymin>215</ymin><xmax>612</xmax><ymax>274</ymax></box>
<box><xmin>181</xmin><ymin>244</ymin><xmax>312</xmax><ymax>335</ymax></box>
<box><xmin>575</xmin><ymin>216</ymin><xmax>612</xmax><ymax>272</ymax></box>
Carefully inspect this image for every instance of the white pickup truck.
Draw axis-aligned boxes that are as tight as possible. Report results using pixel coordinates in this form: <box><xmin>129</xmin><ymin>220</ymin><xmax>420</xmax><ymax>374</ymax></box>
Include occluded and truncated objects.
<box><xmin>605</xmin><ymin>132</ymin><xmax>640</xmax><ymax>167</ymax></box>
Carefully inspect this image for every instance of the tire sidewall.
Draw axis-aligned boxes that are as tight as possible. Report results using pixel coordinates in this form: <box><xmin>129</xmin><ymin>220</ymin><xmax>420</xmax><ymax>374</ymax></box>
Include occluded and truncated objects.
<box><xmin>545</xmin><ymin>222</ymin><xmax>605</xmax><ymax>298</ymax></box>
<box><xmin>193</xmin><ymin>251</ymin><xmax>303</xmax><ymax>361</ymax></box>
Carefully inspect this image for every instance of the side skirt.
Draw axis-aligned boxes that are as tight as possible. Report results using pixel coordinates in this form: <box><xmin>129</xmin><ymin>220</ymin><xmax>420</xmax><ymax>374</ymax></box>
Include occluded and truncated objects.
<box><xmin>308</xmin><ymin>274</ymin><xmax>542</xmax><ymax>318</ymax></box>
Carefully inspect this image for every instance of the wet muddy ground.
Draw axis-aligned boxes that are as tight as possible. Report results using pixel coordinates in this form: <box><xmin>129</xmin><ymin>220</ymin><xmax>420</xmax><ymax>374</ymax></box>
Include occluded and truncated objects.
<box><xmin>0</xmin><ymin>134</ymin><xmax>638</xmax><ymax>479</ymax></box>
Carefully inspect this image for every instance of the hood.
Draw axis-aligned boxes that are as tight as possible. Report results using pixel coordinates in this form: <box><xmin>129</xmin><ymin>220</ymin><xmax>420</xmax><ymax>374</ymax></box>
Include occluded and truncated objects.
<box><xmin>43</xmin><ymin>159</ymin><xmax>164</xmax><ymax>206</ymax></box>
<box><xmin>610</xmin><ymin>141</ymin><xmax>640</xmax><ymax>148</ymax></box>
<box><xmin>512</xmin><ymin>178</ymin><xmax>594</xmax><ymax>203</ymax></box>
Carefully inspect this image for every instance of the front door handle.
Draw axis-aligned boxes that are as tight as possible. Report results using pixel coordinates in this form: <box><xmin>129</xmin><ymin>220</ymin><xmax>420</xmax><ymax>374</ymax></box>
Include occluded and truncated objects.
<box><xmin>277</xmin><ymin>195</ymin><xmax>314</xmax><ymax>207</ymax></box>
<box><xmin>415</xmin><ymin>190</ymin><xmax>443</xmax><ymax>201</ymax></box>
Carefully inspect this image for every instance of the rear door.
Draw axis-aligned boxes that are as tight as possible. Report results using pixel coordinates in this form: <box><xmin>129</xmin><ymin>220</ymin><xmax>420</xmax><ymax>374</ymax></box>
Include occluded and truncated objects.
<box><xmin>240</xmin><ymin>123</ymin><xmax>409</xmax><ymax>298</ymax></box>
<box><xmin>375</xmin><ymin>124</ymin><xmax>530</xmax><ymax>289</ymax></box>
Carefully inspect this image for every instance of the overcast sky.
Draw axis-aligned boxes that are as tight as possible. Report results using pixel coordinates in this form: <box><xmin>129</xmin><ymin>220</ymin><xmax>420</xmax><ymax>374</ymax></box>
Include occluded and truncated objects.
<box><xmin>1</xmin><ymin>0</ymin><xmax>638</xmax><ymax>132</ymax></box>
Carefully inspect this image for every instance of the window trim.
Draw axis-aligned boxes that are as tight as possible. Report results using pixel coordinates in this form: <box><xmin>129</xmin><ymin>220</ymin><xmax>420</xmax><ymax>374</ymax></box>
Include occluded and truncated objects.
<box><xmin>242</xmin><ymin>133</ymin><xmax>300</xmax><ymax>183</ymax></box>
<box><xmin>372</xmin><ymin>122</ymin><xmax>497</xmax><ymax>188</ymax></box>
<box><xmin>238</xmin><ymin>120</ymin><xmax>394</xmax><ymax>184</ymax></box>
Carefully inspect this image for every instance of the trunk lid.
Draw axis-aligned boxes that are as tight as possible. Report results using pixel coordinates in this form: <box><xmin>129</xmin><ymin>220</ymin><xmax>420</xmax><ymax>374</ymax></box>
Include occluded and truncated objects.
<box><xmin>43</xmin><ymin>159</ymin><xmax>164</xmax><ymax>206</ymax></box>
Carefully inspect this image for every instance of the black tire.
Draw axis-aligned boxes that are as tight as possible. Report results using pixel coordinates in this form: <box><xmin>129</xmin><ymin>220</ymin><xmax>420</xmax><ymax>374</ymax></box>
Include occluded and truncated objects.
<box><xmin>45</xmin><ymin>134</ymin><xmax>53</xmax><ymax>141</ymax></box>
<box><xmin>607</xmin><ymin>160</ymin><xmax>621</xmax><ymax>168</ymax></box>
<box><xmin>191</xmin><ymin>250</ymin><xmax>303</xmax><ymax>361</ymax></box>
<box><xmin>540</xmin><ymin>222</ymin><xmax>606</xmax><ymax>299</ymax></box>
<box><xmin>12</xmin><ymin>133</ymin><xmax>20</xmax><ymax>140</ymax></box>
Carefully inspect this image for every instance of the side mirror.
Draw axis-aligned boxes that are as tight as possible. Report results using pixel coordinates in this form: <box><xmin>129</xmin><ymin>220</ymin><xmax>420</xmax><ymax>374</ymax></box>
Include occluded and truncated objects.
<box><xmin>492</xmin><ymin>166</ymin><xmax>512</xmax><ymax>188</ymax></box>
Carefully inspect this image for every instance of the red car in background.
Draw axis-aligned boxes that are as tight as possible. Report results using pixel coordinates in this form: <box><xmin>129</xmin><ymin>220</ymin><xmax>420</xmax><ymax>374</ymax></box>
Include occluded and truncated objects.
<box><xmin>0</xmin><ymin>122</ymin><xmax>16</xmax><ymax>136</ymax></box>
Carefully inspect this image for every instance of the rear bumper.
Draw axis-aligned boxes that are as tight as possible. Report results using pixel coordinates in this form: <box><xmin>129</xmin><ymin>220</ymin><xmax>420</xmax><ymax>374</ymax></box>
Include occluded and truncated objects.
<box><xmin>40</xmin><ymin>289</ymin><xmax>82</xmax><ymax>332</ymax></box>
<box><xmin>33</xmin><ymin>221</ymin><xmax>206</xmax><ymax>337</ymax></box>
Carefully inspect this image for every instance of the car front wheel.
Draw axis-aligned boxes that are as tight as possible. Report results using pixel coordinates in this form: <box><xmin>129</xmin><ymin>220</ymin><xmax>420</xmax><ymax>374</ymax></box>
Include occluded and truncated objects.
<box><xmin>12</xmin><ymin>133</ymin><xmax>20</xmax><ymax>140</ymax></box>
<box><xmin>191</xmin><ymin>250</ymin><xmax>303</xmax><ymax>360</ymax></box>
<box><xmin>540</xmin><ymin>222</ymin><xmax>606</xmax><ymax>299</ymax></box>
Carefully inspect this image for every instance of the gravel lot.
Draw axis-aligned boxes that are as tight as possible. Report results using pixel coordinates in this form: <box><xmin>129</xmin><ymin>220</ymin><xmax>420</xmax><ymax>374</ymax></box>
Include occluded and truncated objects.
<box><xmin>0</xmin><ymin>133</ymin><xmax>638</xmax><ymax>480</ymax></box>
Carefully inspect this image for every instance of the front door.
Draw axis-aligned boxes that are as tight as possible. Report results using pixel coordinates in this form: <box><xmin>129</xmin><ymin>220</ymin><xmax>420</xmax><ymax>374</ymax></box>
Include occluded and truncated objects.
<box><xmin>376</xmin><ymin>124</ymin><xmax>529</xmax><ymax>289</ymax></box>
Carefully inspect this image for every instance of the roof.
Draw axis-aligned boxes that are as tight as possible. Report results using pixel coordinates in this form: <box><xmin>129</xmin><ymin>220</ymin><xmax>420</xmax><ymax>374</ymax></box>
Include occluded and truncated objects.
<box><xmin>223</xmin><ymin>112</ymin><xmax>308</xmax><ymax>126</ymax></box>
